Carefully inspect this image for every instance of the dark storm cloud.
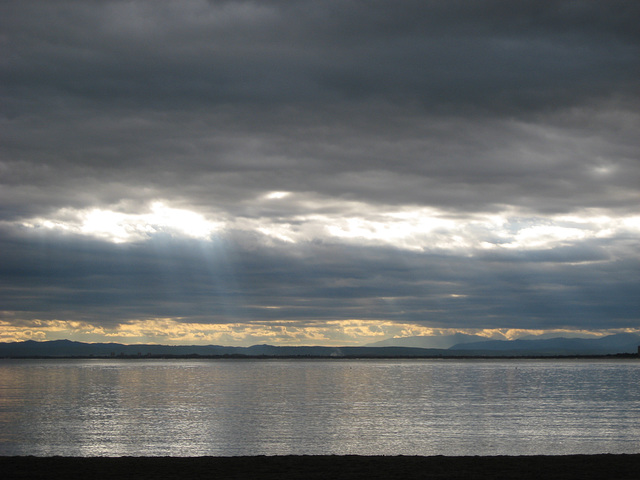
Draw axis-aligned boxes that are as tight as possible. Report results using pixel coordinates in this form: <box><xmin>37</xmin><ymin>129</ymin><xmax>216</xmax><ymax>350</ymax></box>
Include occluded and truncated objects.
<box><xmin>3</xmin><ymin>100</ymin><xmax>638</xmax><ymax>223</ymax></box>
<box><xmin>1</xmin><ymin>224</ymin><xmax>638</xmax><ymax>332</ymax></box>
<box><xmin>1</xmin><ymin>1</ymin><xmax>639</xmax><ymax>340</ymax></box>
<box><xmin>2</xmin><ymin>0</ymin><xmax>639</xmax><ymax>217</ymax></box>
<box><xmin>2</xmin><ymin>1</ymin><xmax>638</xmax><ymax>110</ymax></box>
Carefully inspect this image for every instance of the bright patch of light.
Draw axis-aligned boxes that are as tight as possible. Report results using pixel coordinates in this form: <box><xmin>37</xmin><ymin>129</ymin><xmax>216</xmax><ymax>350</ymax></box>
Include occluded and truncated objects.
<box><xmin>148</xmin><ymin>202</ymin><xmax>218</xmax><ymax>239</ymax></box>
<box><xmin>15</xmin><ymin>195</ymin><xmax>640</xmax><ymax>252</ymax></box>
<box><xmin>502</xmin><ymin>225</ymin><xmax>587</xmax><ymax>249</ymax></box>
<box><xmin>20</xmin><ymin>202</ymin><xmax>222</xmax><ymax>243</ymax></box>
<box><xmin>323</xmin><ymin>208</ymin><xmax>465</xmax><ymax>250</ymax></box>
<box><xmin>328</xmin><ymin>211</ymin><xmax>454</xmax><ymax>240</ymax></box>
<box><xmin>81</xmin><ymin>209</ymin><xmax>143</xmax><ymax>242</ymax></box>
<box><xmin>264</xmin><ymin>191</ymin><xmax>291</xmax><ymax>199</ymax></box>
<box><xmin>623</xmin><ymin>216</ymin><xmax>640</xmax><ymax>230</ymax></box>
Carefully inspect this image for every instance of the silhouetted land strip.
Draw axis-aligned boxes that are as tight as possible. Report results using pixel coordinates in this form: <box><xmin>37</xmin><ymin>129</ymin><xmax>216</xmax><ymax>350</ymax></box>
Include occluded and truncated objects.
<box><xmin>3</xmin><ymin>338</ymin><xmax>639</xmax><ymax>358</ymax></box>
<box><xmin>2</xmin><ymin>454</ymin><xmax>640</xmax><ymax>479</ymax></box>
<box><xmin>3</xmin><ymin>353</ymin><xmax>639</xmax><ymax>360</ymax></box>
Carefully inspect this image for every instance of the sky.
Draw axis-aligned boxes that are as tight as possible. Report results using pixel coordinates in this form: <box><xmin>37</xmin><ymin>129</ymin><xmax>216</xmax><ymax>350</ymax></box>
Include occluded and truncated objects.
<box><xmin>1</xmin><ymin>0</ymin><xmax>639</xmax><ymax>346</ymax></box>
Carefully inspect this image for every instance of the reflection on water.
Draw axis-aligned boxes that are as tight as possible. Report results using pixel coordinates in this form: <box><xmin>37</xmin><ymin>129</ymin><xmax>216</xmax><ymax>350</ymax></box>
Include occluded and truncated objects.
<box><xmin>0</xmin><ymin>359</ymin><xmax>639</xmax><ymax>456</ymax></box>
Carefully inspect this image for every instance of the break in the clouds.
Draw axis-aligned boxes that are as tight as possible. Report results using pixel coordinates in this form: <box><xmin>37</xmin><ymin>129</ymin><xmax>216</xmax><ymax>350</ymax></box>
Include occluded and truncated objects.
<box><xmin>1</xmin><ymin>1</ymin><xmax>639</xmax><ymax>345</ymax></box>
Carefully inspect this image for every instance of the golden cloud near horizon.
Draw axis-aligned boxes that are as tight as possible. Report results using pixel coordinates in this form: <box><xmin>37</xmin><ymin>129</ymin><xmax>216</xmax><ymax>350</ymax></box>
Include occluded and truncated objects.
<box><xmin>1</xmin><ymin>318</ymin><xmax>636</xmax><ymax>347</ymax></box>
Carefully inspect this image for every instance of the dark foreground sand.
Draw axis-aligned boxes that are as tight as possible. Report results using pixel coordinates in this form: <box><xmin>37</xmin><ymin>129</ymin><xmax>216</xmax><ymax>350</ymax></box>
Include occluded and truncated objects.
<box><xmin>2</xmin><ymin>454</ymin><xmax>639</xmax><ymax>480</ymax></box>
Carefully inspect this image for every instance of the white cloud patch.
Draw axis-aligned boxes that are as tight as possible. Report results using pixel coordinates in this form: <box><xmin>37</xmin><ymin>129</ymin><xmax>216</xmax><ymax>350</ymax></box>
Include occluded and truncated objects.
<box><xmin>15</xmin><ymin>200</ymin><xmax>640</xmax><ymax>257</ymax></box>
<box><xmin>19</xmin><ymin>202</ymin><xmax>222</xmax><ymax>243</ymax></box>
<box><xmin>264</xmin><ymin>191</ymin><xmax>291</xmax><ymax>200</ymax></box>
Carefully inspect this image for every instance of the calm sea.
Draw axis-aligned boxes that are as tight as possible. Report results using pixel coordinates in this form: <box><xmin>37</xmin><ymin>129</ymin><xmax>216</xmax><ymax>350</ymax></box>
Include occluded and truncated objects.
<box><xmin>0</xmin><ymin>358</ymin><xmax>639</xmax><ymax>457</ymax></box>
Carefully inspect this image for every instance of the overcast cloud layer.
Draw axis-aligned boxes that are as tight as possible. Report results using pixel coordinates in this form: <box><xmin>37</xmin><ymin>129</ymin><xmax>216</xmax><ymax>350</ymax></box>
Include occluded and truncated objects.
<box><xmin>1</xmin><ymin>0</ymin><xmax>639</xmax><ymax>345</ymax></box>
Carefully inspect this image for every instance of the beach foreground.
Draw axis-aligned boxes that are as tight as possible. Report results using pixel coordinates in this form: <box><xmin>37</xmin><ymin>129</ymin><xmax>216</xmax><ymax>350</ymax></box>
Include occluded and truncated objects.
<box><xmin>2</xmin><ymin>454</ymin><xmax>639</xmax><ymax>480</ymax></box>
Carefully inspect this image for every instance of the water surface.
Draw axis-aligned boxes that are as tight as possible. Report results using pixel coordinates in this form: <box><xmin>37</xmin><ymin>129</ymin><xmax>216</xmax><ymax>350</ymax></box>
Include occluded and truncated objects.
<box><xmin>1</xmin><ymin>358</ymin><xmax>638</xmax><ymax>456</ymax></box>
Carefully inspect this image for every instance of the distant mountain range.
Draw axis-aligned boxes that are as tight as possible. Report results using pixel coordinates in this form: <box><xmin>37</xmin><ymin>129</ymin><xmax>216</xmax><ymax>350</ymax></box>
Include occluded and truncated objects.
<box><xmin>1</xmin><ymin>333</ymin><xmax>639</xmax><ymax>358</ymax></box>
<box><xmin>449</xmin><ymin>333</ymin><xmax>640</xmax><ymax>356</ymax></box>
<box><xmin>369</xmin><ymin>332</ymin><xmax>640</xmax><ymax>356</ymax></box>
<box><xmin>0</xmin><ymin>340</ymin><xmax>445</xmax><ymax>358</ymax></box>
<box><xmin>367</xmin><ymin>333</ymin><xmax>491</xmax><ymax>349</ymax></box>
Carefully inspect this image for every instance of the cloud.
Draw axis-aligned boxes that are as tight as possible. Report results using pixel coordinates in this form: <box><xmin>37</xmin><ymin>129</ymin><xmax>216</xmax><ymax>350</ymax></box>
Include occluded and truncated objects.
<box><xmin>1</xmin><ymin>1</ymin><xmax>639</xmax><ymax>344</ymax></box>
<box><xmin>4</xmin><ymin>1</ymin><xmax>638</xmax><ymax>109</ymax></box>
<box><xmin>17</xmin><ymin>202</ymin><xmax>222</xmax><ymax>243</ymax></box>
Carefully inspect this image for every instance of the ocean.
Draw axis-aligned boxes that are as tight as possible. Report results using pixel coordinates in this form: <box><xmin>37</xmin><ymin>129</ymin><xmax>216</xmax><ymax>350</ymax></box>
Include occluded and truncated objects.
<box><xmin>1</xmin><ymin>358</ymin><xmax>638</xmax><ymax>457</ymax></box>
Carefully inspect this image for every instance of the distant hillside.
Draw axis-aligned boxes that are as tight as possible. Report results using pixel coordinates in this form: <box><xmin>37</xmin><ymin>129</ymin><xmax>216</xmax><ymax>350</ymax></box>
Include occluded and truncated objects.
<box><xmin>0</xmin><ymin>340</ymin><xmax>446</xmax><ymax>358</ymax></box>
<box><xmin>0</xmin><ymin>334</ymin><xmax>638</xmax><ymax>358</ymax></box>
<box><xmin>0</xmin><ymin>340</ymin><xmax>241</xmax><ymax>358</ymax></box>
<box><xmin>449</xmin><ymin>333</ymin><xmax>640</xmax><ymax>356</ymax></box>
<box><xmin>367</xmin><ymin>333</ymin><xmax>492</xmax><ymax>349</ymax></box>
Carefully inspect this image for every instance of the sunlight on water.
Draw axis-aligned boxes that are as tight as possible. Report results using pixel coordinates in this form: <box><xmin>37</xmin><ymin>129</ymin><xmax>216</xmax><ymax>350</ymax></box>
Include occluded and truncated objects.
<box><xmin>0</xmin><ymin>359</ymin><xmax>639</xmax><ymax>456</ymax></box>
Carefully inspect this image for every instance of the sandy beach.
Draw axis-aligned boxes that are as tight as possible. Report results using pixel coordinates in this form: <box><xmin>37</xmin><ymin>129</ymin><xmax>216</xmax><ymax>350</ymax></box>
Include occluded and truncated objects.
<box><xmin>2</xmin><ymin>454</ymin><xmax>639</xmax><ymax>480</ymax></box>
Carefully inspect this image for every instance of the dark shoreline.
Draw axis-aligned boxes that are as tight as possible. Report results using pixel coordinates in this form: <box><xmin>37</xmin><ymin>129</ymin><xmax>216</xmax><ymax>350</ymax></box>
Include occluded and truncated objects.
<box><xmin>3</xmin><ymin>353</ymin><xmax>639</xmax><ymax>360</ymax></box>
<box><xmin>2</xmin><ymin>454</ymin><xmax>639</xmax><ymax>480</ymax></box>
